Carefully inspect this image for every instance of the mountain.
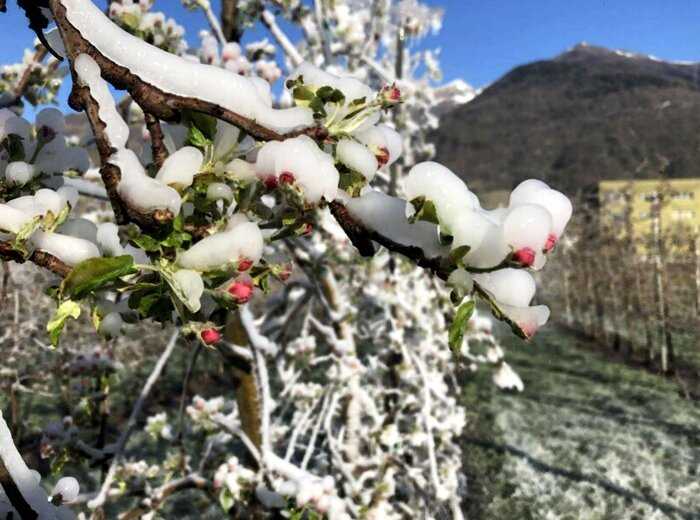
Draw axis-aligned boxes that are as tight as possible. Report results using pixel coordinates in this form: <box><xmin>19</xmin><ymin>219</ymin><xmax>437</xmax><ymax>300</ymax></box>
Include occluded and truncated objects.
<box><xmin>431</xmin><ymin>43</ymin><xmax>700</xmax><ymax>196</ymax></box>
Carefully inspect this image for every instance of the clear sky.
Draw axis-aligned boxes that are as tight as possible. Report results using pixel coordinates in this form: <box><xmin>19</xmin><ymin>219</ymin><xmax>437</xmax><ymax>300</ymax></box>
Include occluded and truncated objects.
<box><xmin>1</xmin><ymin>0</ymin><xmax>699</xmax><ymax>112</ymax></box>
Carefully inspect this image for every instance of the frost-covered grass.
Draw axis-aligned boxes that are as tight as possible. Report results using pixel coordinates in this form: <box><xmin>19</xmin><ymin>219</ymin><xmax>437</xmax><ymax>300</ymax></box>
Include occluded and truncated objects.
<box><xmin>461</xmin><ymin>325</ymin><xmax>700</xmax><ymax>520</ymax></box>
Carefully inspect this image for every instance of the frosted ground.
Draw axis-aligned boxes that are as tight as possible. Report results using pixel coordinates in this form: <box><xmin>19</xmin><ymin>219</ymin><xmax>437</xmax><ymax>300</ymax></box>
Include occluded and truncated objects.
<box><xmin>462</xmin><ymin>326</ymin><xmax>700</xmax><ymax>520</ymax></box>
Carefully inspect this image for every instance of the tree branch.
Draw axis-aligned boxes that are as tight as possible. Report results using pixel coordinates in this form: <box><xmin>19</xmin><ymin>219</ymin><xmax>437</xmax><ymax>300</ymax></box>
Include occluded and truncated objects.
<box><xmin>143</xmin><ymin>112</ymin><xmax>168</xmax><ymax>171</ymax></box>
<box><xmin>0</xmin><ymin>242</ymin><xmax>71</xmax><ymax>277</ymax></box>
<box><xmin>220</xmin><ymin>0</ymin><xmax>242</xmax><ymax>43</ymax></box>
<box><xmin>328</xmin><ymin>200</ymin><xmax>452</xmax><ymax>280</ymax></box>
<box><xmin>0</xmin><ymin>45</ymin><xmax>48</xmax><ymax>109</ymax></box>
<box><xmin>48</xmin><ymin>0</ymin><xmax>324</xmax><ymax>144</ymax></box>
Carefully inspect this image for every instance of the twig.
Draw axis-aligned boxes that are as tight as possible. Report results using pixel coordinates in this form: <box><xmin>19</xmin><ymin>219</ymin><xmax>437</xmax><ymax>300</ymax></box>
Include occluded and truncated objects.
<box><xmin>200</xmin><ymin>0</ymin><xmax>227</xmax><ymax>46</ymax></box>
<box><xmin>88</xmin><ymin>330</ymin><xmax>180</xmax><ymax>510</ymax></box>
<box><xmin>261</xmin><ymin>9</ymin><xmax>303</xmax><ymax>67</ymax></box>
<box><xmin>143</xmin><ymin>112</ymin><xmax>168</xmax><ymax>171</ymax></box>
<box><xmin>0</xmin><ymin>46</ymin><xmax>48</xmax><ymax>109</ymax></box>
<box><xmin>0</xmin><ymin>242</ymin><xmax>71</xmax><ymax>277</ymax></box>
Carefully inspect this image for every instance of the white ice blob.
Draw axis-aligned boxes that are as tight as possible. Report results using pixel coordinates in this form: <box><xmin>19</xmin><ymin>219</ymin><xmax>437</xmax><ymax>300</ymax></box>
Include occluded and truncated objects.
<box><xmin>52</xmin><ymin>476</ymin><xmax>80</xmax><ymax>503</ymax></box>
<box><xmin>172</xmin><ymin>269</ymin><xmax>205</xmax><ymax>312</ymax></box>
<box><xmin>96</xmin><ymin>222</ymin><xmax>124</xmax><ymax>257</ymax></box>
<box><xmin>207</xmin><ymin>182</ymin><xmax>233</xmax><ymax>202</ymax></box>
<box><xmin>178</xmin><ymin>221</ymin><xmax>263</xmax><ymax>272</ymax></box>
<box><xmin>473</xmin><ymin>268</ymin><xmax>536</xmax><ymax>308</ymax></box>
<box><xmin>36</xmin><ymin>108</ymin><xmax>66</xmax><ymax>135</ymax></box>
<box><xmin>0</xmin><ymin>204</ymin><xmax>33</xmax><ymax>234</ymax></box>
<box><xmin>502</xmin><ymin>204</ymin><xmax>552</xmax><ymax>252</ymax></box>
<box><xmin>58</xmin><ymin>218</ymin><xmax>98</xmax><ymax>244</ymax></box>
<box><xmin>31</xmin><ymin>230</ymin><xmax>101</xmax><ymax>266</ymax></box>
<box><xmin>336</xmin><ymin>138</ymin><xmax>378</xmax><ymax>181</ymax></box>
<box><xmin>344</xmin><ymin>189</ymin><xmax>445</xmax><ymax>259</ymax></box>
<box><xmin>99</xmin><ymin>311</ymin><xmax>123</xmax><ymax>338</ymax></box>
<box><xmin>155</xmin><ymin>146</ymin><xmax>203</xmax><ymax>188</ymax></box>
<box><xmin>5</xmin><ymin>162</ymin><xmax>35</xmax><ymax>185</ymax></box>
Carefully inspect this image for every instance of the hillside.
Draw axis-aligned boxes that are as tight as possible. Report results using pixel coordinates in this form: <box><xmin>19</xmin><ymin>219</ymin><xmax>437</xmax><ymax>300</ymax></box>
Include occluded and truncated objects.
<box><xmin>432</xmin><ymin>43</ymin><xmax>700</xmax><ymax>195</ymax></box>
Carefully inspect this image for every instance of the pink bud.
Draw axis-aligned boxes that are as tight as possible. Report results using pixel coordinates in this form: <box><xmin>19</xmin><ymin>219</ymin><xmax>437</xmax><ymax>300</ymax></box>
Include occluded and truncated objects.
<box><xmin>513</xmin><ymin>247</ymin><xmax>535</xmax><ymax>267</ymax></box>
<box><xmin>237</xmin><ymin>258</ymin><xmax>253</xmax><ymax>272</ymax></box>
<box><xmin>278</xmin><ymin>264</ymin><xmax>292</xmax><ymax>282</ymax></box>
<box><xmin>279</xmin><ymin>171</ymin><xmax>295</xmax><ymax>185</ymax></box>
<box><xmin>263</xmin><ymin>175</ymin><xmax>278</xmax><ymax>190</ymax></box>
<box><xmin>382</xmin><ymin>84</ymin><xmax>402</xmax><ymax>103</ymax></box>
<box><xmin>376</xmin><ymin>146</ymin><xmax>390</xmax><ymax>167</ymax></box>
<box><xmin>227</xmin><ymin>279</ymin><xmax>254</xmax><ymax>304</ymax></box>
<box><xmin>544</xmin><ymin>233</ymin><xmax>557</xmax><ymax>253</ymax></box>
<box><xmin>201</xmin><ymin>328</ymin><xmax>221</xmax><ymax>345</ymax></box>
<box><xmin>302</xmin><ymin>223</ymin><xmax>313</xmax><ymax>236</ymax></box>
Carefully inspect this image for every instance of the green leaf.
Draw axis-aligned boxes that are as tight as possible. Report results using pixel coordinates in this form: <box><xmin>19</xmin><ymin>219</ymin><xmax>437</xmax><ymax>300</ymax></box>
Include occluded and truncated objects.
<box><xmin>61</xmin><ymin>256</ymin><xmax>136</xmax><ymax>300</ymax></box>
<box><xmin>186</xmin><ymin>125</ymin><xmax>212</xmax><ymax>150</ymax></box>
<box><xmin>129</xmin><ymin>233</ymin><xmax>161</xmax><ymax>252</ymax></box>
<box><xmin>473</xmin><ymin>282</ymin><xmax>529</xmax><ymax>340</ymax></box>
<box><xmin>316</xmin><ymin>86</ymin><xmax>345</xmax><ymax>104</ymax></box>
<box><xmin>408</xmin><ymin>197</ymin><xmax>439</xmax><ymax>225</ymax></box>
<box><xmin>47</xmin><ymin>300</ymin><xmax>81</xmax><ymax>347</ymax></box>
<box><xmin>448</xmin><ymin>300</ymin><xmax>475</xmax><ymax>354</ymax></box>
<box><xmin>9</xmin><ymin>216</ymin><xmax>41</xmax><ymax>257</ymax></box>
<box><xmin>449</xmin><ymin>245</ymin><xmax>471</xmax><ymax>267</ymax></box>
<box><xmin>292</xmin><ymin>86</ymin><xmax>315</xmax><ymax>103</ymax></box>
<box><xmin>219</xmin><ymin>489</ymin><xmax>234</xmax><ymax>512</ymax></box>
<box><xmin>182</xmin><ymin>110</ymin><xmax>218</xmax><ymax>140</ymax></box>
<box><xmin>309</xmin><ymin>96</ymin><xmax>326</xmax><ymax>118</ymax></box>
<box><xmin>338</xmin><ymin>169</ymin><xmax>367</xmax><ymax>197</ymax></box>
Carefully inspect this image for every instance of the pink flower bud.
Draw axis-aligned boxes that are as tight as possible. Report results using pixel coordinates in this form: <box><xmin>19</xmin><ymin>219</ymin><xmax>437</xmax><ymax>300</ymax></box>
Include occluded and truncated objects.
<box><xmin>227</xmin><ymin>279</ymin><xmax>254</xmax><ymax>304</ymax></box>
<box><xmin>302</xmin><ymin>223</ymin><xmax>313</xmax><ymax>236</ymax></box>
<box><xmin>237</xmin><ymin>258</ymin><xmax>253</xmax><ymax>272</ymax></box>
<box><xmin>376</xmin><ymin>146</ymin><xmax>390</xmax><ymax>167</ymax></box>
<box><xmin>279</xmin><ymin>171</ymin><xmax>295</xmax><ymax>185</ymax></box>
<box><xmin>263</xmin><ymin>175</ymin><xmax>278</xmax><ymax>190</ymax></box>
<box><xmin>512</xmin><ymin>247</ymin><xmax>535</xmax><ymax>267</ymax></box>
<box><xmin>382</xmin><ymin>84</ymin><xmax>402</xmax><ymax>103</ymax></box>
<box><xmin>201</xmin><ymin>328</ymin><xmax>221</xmax><ymax>345</ymax></box>
<box><xmin>544</xmin><ymin>233</ymin><xmax>557</xmax><ymax>253</ymax></box>
<box><xmin>278</xmin><ymin>264</ymin><xmax>292</xmax><ymax>282</ymax></box>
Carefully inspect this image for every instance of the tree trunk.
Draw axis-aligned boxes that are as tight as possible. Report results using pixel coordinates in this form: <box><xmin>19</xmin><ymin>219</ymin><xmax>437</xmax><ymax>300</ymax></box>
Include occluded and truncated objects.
<box><xmin>221</xmin><ymin>0</ymin><xmax>242</xmax><ymax>42</ymax></box>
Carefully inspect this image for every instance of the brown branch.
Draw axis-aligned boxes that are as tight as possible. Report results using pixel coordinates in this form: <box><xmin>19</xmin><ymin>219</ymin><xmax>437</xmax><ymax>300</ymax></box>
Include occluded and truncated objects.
<box><xmin>143</xmin><ymin>113</ymin><xmax>168</xmax><ymax>171</ymax></box>
<box><xmin>329</xmin><ymin>200</ymin><xmax>452</xmax><ymax>280</ymax></box>
<box><xmin>49</xmin><ymin>0</ymin><xmax>323</xmax><ymax>143</ymax></box>
<box><xmin>0</xmin><ymin>46</ymin><xmax>48</xmax><ymax>109</ymax></box>
<box><xmin>221</xmin><ymin>0</ymin><xmax>242</xmax><ymax>43</ymax></box>
<box><xmin>0</xmin><ymin>242</ymin><xmax>71</xmax><ymax>277</ymax></box>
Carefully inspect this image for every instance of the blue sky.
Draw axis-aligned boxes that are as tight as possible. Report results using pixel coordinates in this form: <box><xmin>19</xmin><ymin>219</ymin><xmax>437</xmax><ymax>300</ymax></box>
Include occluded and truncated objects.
<box><xmin>2</xmin><ymin>0</ymin><xmax>699</xmax><ymax>114</ymax></box>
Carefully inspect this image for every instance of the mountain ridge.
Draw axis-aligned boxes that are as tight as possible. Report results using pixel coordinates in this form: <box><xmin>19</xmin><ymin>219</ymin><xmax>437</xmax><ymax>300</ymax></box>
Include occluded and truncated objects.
<box><xmin>431</xmin><ymin>43</ymin><xmax>700</xmax><ymax>196</ymax></box>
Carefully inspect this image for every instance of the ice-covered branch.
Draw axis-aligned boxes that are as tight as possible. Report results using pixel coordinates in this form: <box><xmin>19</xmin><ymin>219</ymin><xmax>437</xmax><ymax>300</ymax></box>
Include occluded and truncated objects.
<box><xmin>0</xmin><ymin>241</ymin><xmax>72</xmax><ymax>277</ymax></box>
<box><xmin>261</xmin><ymin>9</ymin><xmax>304</xmax><ymax>67</ymax></box>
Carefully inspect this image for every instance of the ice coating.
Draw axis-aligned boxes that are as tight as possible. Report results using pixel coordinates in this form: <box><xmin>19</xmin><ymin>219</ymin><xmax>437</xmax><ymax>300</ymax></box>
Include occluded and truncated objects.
<box><xmin>509</xmin><ymin>179</ymin><xmax>573</xmax><ymax>237</ymax></box>
<box><xmin>207</xmin><ymin>182</ymin><xmax>234</xmax><ymax>202</ymax></box>
<box><xmin>354</xmin><ymin>124</ymin><xmax>403</xmax><ymax>167</ymax></box>
<box><xmin>5</xmin><ymin>162</ymin><xmax>35</xmax><ymax>185</ymax></box>
<box><xmin>0</xmin><ymin>412</ymin><xmax>59</xmax><ymax>519</ymax></box>
<box><xmin>499</xmin><ymin>303</ymin><xmax>550</xmax><ymax>339</ymax></box>
<box><xmin>450</xmin><ymin>209</ymin><xmax>491</xmax><ymax>252</ymax></box>
<box><xmin>178</xmin><ymin>221</ymin><xmax>263</xmax><ymax>272</ymax></box>
<box><xmin>492</xmin><ymin>362</ymin><xmax>524</xmax><ymax>392</ymax></box>
<box><xmin>463</xmin><ymin>223</ymin><xmax>509</xmax><ymax>269</ymax></box>
<box><xmin>255</xmin><ymin>136</ymin><xmax>339</xmax><ymax>203</ymax></box>
<box><xmin>213</xmin><ymin>120</ymin><xmax>241</xmax><ymax>161</ymax></box>
<box><xmin>473</xmin><ymin>268</ymin><xmax>536</xmax><ymax>308</ymax></box>
<box><xmin>96</xmin><ymin>223</ymin><xmax>124</xmax><ymax>257</ymax></box>
<box><xmin>57</xmin><ymin>186</ymin><xmax>79</xmax><ymax>208</ymax></box>
<box><xmin>52</xmin><ymin>477</ymin><xmax>80</xmax><ymax>503</ymax></box>
<box><xmin>344</xmin><ymin>190</ymin><xmax>445</xmax><ymax>259</ymax></box>
<box><xmin>336</xmin><ymin>138</ymin><xmax>378</xmax><ymax>181</ymax></box>
<box><xmin>173</xmin><ymin>269</ymin><xmax>205</xmax><ymax>312</ymax></box>
<box><xmin>155</xmin><ymin>146</ymin><xmax>203</xmax><ymax>188</ymax></box>
<box><xmin>0</xmin><ymin>204</ymin><xmax>33</xmax><ymax>234</ymax></box>
<box><xmin>502</xmin><ymin>204</ymin><xmax>552</xmax><ymax>252</ymax></box>
<box><xmin>62</xmin><ymin>0</ymin><xmax>313</xmax><ymax>134</ymax></box>
<box><xmin>289</xmin><ymin>62</ymin><xmax>373</xmax><ymax>104</ymax></box>
<box><xmin>403</xmin><ymin>161</ymin><xmax>477</xmax><ymax>232</ymax></box>
<box><xmin>99</xmin><ymin>311</ymin><xmax>123</xmax><ymax>337</ymax></box>
<box><xmin>31</xmin><ymin>230</ymin><xmax>101</xmax><ymax>266</ymax></box>
<box><xmin>74</xmin><ymin>53</ymin><xmax>182</xmax><ymax>216</ymax></box>
<box><xmin>225</xmin><ymin>158</ymin><xmax>257</xmax><ymax>181</ymax></box>
<box><xmin>111</xmin><ymin>149</ymin><xmax>182</xmax><ymax>216</ymax></box>
<box><xmin>74</xmin><ymin>54</ymin><xmax>129</xmax><ymax>149</ymax></box>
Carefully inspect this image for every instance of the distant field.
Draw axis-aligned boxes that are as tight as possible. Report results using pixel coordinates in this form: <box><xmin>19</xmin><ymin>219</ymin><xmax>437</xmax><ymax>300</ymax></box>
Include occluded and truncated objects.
<box><xmin>461</xmin><ymin>326</ymin><xmax>700</xmax><ymax>520</ymax></box>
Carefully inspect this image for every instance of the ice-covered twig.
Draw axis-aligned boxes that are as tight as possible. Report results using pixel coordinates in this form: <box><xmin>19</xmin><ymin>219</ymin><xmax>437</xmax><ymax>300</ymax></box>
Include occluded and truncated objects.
<box><xmin>261</xmin><ymin>9</ymin><xmax>303</xmax><ymax>67</ymax></box>
<box><xmin>0</xmin><ymin>46</ymin><xmax>48</xmax><ymax>109</ymax></box>
<box><xmin>0</xmin><ymin>241</ymin><xmax>72</xmax><ymax>277</ymax></box>
<box><xmin>88</xmin><ymin>330</ymin><xmax>179</xmax><ymax>510</ymax></box>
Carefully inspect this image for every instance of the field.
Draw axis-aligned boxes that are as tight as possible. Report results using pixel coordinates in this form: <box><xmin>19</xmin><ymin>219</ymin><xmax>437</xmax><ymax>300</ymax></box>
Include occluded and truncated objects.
<box><xmin>461</xmin><ymin>325</ymin><xmax>700</xmax><ymax>520</ymax></box>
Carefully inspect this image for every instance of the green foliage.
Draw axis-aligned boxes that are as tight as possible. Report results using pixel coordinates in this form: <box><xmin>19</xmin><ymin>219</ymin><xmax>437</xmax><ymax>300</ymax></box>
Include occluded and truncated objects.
<box><xmin>408</xmin><ymin>197</ymin><xmax>439</xmax><ymax>225</ymax></box>
<box><xmin>60</xmin><ymin>256</ymin><xmax>136</xmax><ymax>300</ymax></box>
<box><xmin>448</xmin><ymin>300</ymin><xmax>475</xmax><ymax>353</ymax></box>
<box><xmin>47</xmin><ymin>300</ymin><xmax>81</xmax><ymax>347</ymax></box>
<box><xmin>183</xmin><ymin>109</ymin><xmax>217</xmax><ymax>149</ymax></box>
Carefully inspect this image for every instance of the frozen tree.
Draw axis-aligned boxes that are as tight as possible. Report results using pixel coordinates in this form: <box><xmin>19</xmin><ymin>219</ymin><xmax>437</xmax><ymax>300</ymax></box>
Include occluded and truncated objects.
<box><xmin>0</xmin><ymin>0</ymin><xmax>571</xmax><ymax>518</ymax></box>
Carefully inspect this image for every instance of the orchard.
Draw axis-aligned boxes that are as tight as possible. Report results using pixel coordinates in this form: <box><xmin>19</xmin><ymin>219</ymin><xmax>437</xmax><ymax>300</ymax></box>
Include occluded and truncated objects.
<box><xmin>0</xmin><ymin>1</ymin><xmax>570</xmax><ymax>518</ymax></box>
